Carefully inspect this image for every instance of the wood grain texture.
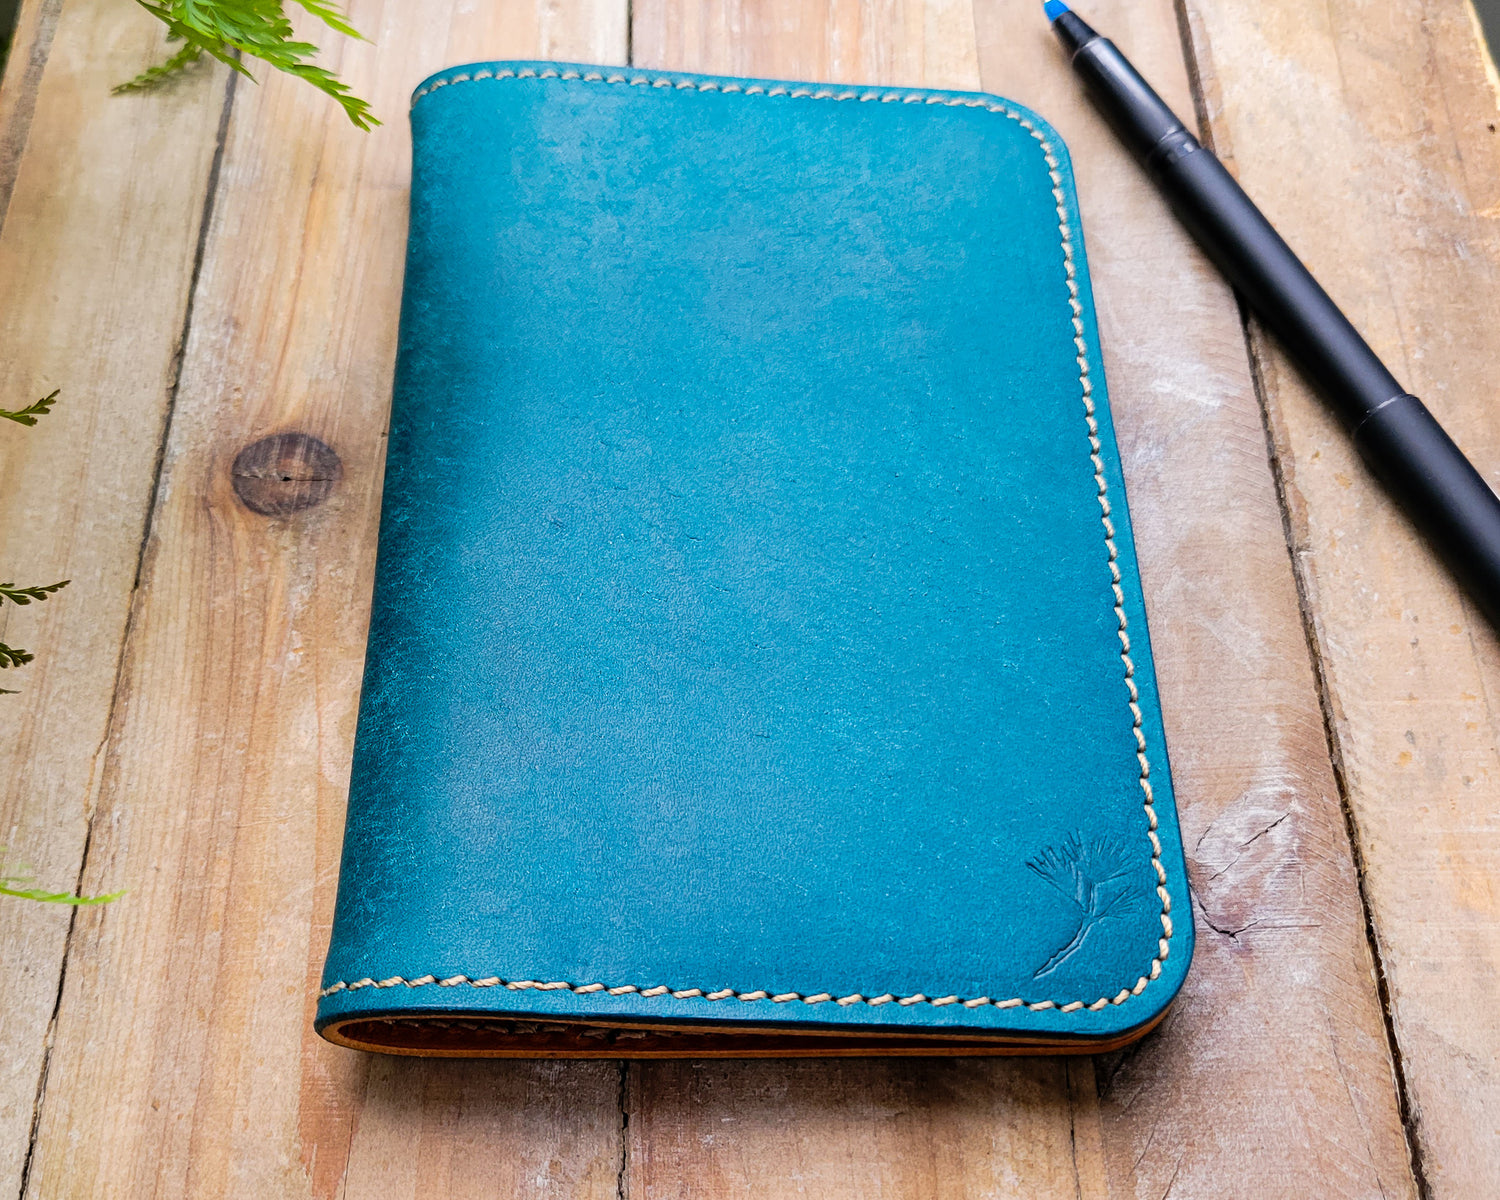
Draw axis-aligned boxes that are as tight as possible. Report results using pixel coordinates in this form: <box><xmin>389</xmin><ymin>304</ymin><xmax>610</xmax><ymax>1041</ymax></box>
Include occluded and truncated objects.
<box><xmin>1000</xmin><ymin>13</ymin><xmax>1421</xmax><ymax>1199</ymax></box>
<box><xmin>626</xmin><ymin>10</ymin><xmax>1084</xmax><ymax>1198</ymax></box>
<box><xmin>4</xmin><ymin>0</ymin><xmax>1465</xmax><ymax>1192</ymax></box>
<box><xmin>1180</xmin><ymin>0</ymin><xmax>1500</xmax><ymax>1193</ymax></box>
<box><xmin>629</xmin><ymin>0</ymin><xmax>1415</xmax><ymax>1196</ymax></box>
<box><xmin>16</xmin><ymin>2</ymin><xmax>626</xmax><ymax>1197</ymax></box>
<box><xmin>976</xmin><ymin>5</ymin><xmax>1417</xmax><ymax>1195</ymax></box>
<box><xmin>633</xmin><ymin>0</ymin><xmax>981</xmax><ymax>87</ymax></box>
<box><xmin>0</xmin><ymin>0</ymin><xmax>61</xmax><ymax>222</ymax></box>
<box><xmin>630</xmin><ymin>1059</ymin><xmax>1086</xmax><ymax>1199</ymax></box>
<box><xmin>0</xmin><ymin>4</ymin><xmax>227</xmax><ymax>1194</ymax></box>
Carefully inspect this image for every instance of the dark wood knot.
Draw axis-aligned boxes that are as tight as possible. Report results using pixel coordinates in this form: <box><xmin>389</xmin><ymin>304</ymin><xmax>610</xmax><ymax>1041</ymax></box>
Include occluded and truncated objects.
<box><xmin>231</xmin><ymin>433</ymin><xmax>343</xmax><ymax>516</ymax></box>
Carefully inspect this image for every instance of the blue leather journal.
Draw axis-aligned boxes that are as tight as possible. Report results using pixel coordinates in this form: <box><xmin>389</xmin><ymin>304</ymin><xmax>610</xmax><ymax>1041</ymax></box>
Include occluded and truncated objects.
<box><xmin>317</xmin><ymin>62</ymin><xmax>1193</xmax><ymax>1056</ymax></box>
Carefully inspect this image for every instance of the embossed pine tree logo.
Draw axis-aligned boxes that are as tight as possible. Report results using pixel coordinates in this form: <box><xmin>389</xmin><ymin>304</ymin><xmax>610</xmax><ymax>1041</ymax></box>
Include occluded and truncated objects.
<box><xmin>1028</xmin><ymin>834</ymin><xmax>1140</xmax><ymax>978</ymax></box>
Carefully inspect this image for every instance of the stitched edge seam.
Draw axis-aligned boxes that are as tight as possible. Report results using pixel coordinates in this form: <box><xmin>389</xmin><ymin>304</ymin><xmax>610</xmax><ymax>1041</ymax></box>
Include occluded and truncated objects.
<box><xmin>326</xmin><ymin>67</ymin><xmax>1173</xmax><ymax>1016</ymax></box>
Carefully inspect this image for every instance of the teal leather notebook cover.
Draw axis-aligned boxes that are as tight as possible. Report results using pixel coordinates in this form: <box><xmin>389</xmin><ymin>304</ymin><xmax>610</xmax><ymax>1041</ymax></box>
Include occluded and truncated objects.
<box><xmin>317</xmin><ymin>63</ymin><xmax>1193</xmax><ymax>1056</ymax></box>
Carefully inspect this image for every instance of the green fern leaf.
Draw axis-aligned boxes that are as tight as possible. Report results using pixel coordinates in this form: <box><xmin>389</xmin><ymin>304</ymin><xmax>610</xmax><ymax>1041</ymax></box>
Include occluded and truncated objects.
<box><xmin>0</xmin><ymin>883</ymin><xmax>126</xmax><ymax>905</ymax></box>
<box><xmin>123</xmin><ymin>1</ymin><xmax>378</xmax><ymax>130</ymax></box>
<box><xmin>0</xmin><ymin>644</ymin><xmax>34</xmax><ymax>669</ymax></box>
<box><xmin>0</xmin><ymin>856</ymin><xmax>122</xmax><ymax>905</ymax></box>
<box><xmin>0</xmin><ymin>581</ymin><xmax>69</xmax><ymax>606</ymax></box>
<box><xmin>113</xmin><ymin>41</ymin><xmax>206</xmax><ymax>93</ymax></box>
<box><xmin>0</xmin><ymin>389</ymin><xmax>59</xmax><ymax>427</ymax></box>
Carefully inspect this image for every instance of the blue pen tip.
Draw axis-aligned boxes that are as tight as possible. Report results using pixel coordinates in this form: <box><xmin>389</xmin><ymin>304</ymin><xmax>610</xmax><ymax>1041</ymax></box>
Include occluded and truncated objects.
<box><xmin>1043</xmin><ymin>0</ymin><xmax>1070</xmax><ymax>18</ymax></box>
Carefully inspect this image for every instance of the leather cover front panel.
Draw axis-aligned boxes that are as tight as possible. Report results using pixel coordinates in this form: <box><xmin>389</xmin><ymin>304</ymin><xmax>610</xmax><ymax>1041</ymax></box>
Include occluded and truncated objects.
<box><xmin>317</xmin><ymin>63</ymin><xmax>1194</xmax><ymax>1053</ymax></box>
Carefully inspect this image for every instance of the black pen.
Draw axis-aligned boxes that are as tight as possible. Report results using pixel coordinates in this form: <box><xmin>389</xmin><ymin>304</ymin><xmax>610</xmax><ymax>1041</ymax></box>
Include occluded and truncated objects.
<box><xmin>1045</xmin><ymin>0</ymin><xmax>1500</xmax><ymax>627</ymax></box>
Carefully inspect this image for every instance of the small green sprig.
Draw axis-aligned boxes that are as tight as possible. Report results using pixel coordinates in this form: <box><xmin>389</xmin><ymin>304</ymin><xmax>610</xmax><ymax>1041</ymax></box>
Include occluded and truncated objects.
<box><xmin>113</xmin><ymin>41</ymin><xmax>205</xmax><ymax>92</ymax></box>
<box><xmin>1</xmin><ymin>581</ymin><xmax>70</xmax><ymax>607</ymax></box>
<box><xmin>0</xmin><ymin>389</ymin><xmax>59</xmax><ymax>427</ymax></box>
<box><xmin>0</xmin><ymin>581</ymin><xmax>68</xmax><ymax>682</ymax></box>
<box><xmin>0</xmin><ymin>855</ymin><xmax>122</xmax><ymax>906</ymax></box>
<box><xmin>0</xmin><ymin>644</ymin><xmax>33</xmax><ymax>671</ymax></box>
<box><xmin>115</xmin><ymin>0</ymin><xmax>378</xmax><ymax>131</ymax></box>
<box><xmin>2</xmin><ymin>392</ymin><xmax>68</xmax><ymax>690</ymax></box>
<box><xmin>0</xmin><ymin>396</ymin><xmax>114</xmax><ymax>907</ymax></box>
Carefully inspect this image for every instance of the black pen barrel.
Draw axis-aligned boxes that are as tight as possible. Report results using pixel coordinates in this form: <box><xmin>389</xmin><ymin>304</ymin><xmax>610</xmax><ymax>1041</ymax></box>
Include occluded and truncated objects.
<box><xmin>1054</xmin><ymin>9</ymin><xmax>1500</xmax><ymax>626</ymax></box>
<box><xmin>1060</xmin><ymin>17</ymin><xmax>1401</xmax><ymax>425</ymax></box>
<box><xmin>1151</xmin><ymin>150</ymin><xmax>1402</xmax><ymax>426</ymax></box>
<box><xmin>1354</xmin><ymin>397</ymin><xmax>1500</xmax><ymax>622</ymax></box>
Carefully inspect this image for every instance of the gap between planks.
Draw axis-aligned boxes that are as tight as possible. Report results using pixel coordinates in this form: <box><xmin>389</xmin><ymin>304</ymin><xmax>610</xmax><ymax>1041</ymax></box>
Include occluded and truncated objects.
<box><xmin>0</xmin><ymin>0</ymin><xmax>60</xmax><ymax>227</ymax></box>
<box><xmin>1177</xmin><ymin>0</ymin><xmax>1500</xmax><ymax>1193</ymax></box>
<box><xmin>1241</xmin><ymin>318</ymin><xmax>1433</xmax><ymax>1200</ymax></box>
<box><xmin>3</xmin><ymin>0</ymin><xmax>1419</xmax><ymax>1195</ymax></box>
<box><xmin>13</xmin><ymin>59</ymin><xmax>240</xmax><ymax>1200</ymax></box>
<box><xmin>1170</xmin><ymin>1</ymin><xmax>1433</xmax><ymax>1193</ymax></box>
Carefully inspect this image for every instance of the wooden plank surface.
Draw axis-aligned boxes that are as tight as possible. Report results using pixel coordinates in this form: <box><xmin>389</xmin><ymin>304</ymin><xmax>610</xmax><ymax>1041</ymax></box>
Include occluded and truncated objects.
<box><xmin>13</xmin><ymin>2</ymin><xmax>627</xmax><ymax>1197</ymax></box>
<box><xmin>977</xmin><ymin>3</ymin><xmax>1421</xmax><ymax>1193</ymax></box>
<box><xmin>0</xmin><ymin>0</ymin><xmax>59</xmax><ymax>219</ymax></box>
<box><xmin>1179</xmin><ymin>0</ymin><xmax>1500</xmax><ymax>1194</ymax></box>
<box><xmin>0</xmin><ymin>0</ymin><xmax>1478</xmax><ymax>1193</ymax></box>
<box><xmin>630</xmin><ymin>1</ymin><xmax>1415</xmax><ymax>1195</ymax></box>
<box><xmin>626</xmin><ymin>12</ymin><xmax>1079</xmax><ymax>1195</ymax></box>
<box><xmin>0</xmin><ymin>3</ymin><xmax>228</xmax><ymax>1194</ymax></box>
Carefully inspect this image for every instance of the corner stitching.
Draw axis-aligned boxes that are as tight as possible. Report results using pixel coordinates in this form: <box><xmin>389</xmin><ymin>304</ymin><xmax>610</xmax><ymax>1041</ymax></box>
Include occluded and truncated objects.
<box><xmin>360</xmin><ymin>66</ymin><xmax>1174</xmax><ymax>1017</ymax></box>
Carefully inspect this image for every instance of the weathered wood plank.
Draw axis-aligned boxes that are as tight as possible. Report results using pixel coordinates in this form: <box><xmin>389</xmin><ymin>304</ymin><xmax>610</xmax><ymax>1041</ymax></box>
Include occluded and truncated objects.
<box><xmin>3</xmin><ymin>0</ymin><xmax>1444</xmax><ymax>1191</ymax></box>
<box><xmin>631</xmin><ymin>1059</ymin><xmax>1086</xmax><ymax>1199</ymax></box>
<box><xmin>341</xmin><ymin>1059</ymin><xmax>626</xmax><ymax>1197</ymax></box>
<box><xmin>630</xmin><ymin>0</ymin><xmax>1415</xmax><ymax>1195</ymax></box>
<box><xmin>0</xmin><ymin>3</ymin><xmax>227</xmax><ymax>1193</ymax></box>
<box><xmin>626</xmin><ymin>9</ymin><xmax>1085</xmax><ymax>1197</ymax></box>
<box><xmin>0</xmin><ymin>0</ymin><xmax>60</xmax><ymax>221</ymax></box>
<box><xmin>633</xmin><ymin>0</ymin><xmax>981</xmax><ymax>86</ymax></box>
<box><xmin>18</xmin><ymin>2</ymin><xmax>626</xmax><ymax>1197</ymax></box>
<box><xmin>979</xmin><ymin>3</ymin><xmax>1418</xmax><ymax>1195</ymax></box>
<box><xmin>1179</xmin><ymin>0</ymin><xmax>1500</xmax><ymax>1193</ymax></box>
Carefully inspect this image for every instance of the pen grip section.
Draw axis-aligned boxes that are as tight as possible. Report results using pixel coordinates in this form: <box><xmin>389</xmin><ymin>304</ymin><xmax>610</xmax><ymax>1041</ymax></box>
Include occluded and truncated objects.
<box><xmin>1071</xmin><ymin>38</ymin><xmax>1184</xmax><ymax>161</ymax></box>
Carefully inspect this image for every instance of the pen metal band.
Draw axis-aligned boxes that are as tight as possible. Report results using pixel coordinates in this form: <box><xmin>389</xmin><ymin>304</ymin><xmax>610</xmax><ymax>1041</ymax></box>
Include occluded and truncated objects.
<box><xmin>1143</xmin><ymin>127</ymin><xmax>1201</xmax><ymax>176</ymax></box>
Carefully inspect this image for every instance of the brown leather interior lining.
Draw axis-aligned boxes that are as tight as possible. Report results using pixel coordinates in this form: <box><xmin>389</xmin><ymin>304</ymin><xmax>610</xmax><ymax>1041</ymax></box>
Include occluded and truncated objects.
<box><xmin>322</xmin><ymin>1009</ymin><xmax>1168</xmax><ymax>1058</ymax></box>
